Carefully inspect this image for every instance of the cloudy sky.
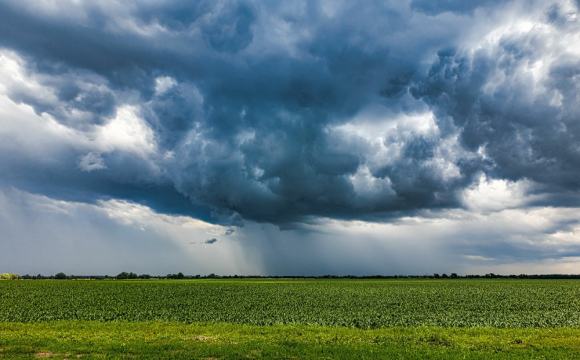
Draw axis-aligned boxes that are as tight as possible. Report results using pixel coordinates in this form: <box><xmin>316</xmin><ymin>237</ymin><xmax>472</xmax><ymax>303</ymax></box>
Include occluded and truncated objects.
<box><xmin>1</xmin><ymin>0</ymin><xmax>580</xmax><ymax>276</ymax></box>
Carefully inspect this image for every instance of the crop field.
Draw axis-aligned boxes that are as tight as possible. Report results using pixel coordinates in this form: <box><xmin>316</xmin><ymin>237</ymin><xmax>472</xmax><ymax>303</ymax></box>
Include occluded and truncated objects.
<box><xmin>2</xmin><ymin>279</ymin><xmax>580</xmax><ymax>358</ymax></box>
<box><xmin>2</xmin><ymin>279</ymin><xmax>580</xmax><ymax>327</ymax></box>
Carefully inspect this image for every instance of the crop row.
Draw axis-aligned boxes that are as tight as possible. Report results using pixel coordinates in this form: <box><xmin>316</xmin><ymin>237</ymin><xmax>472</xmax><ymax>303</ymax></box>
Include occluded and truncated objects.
<box><xmin>1</xmin><ymin>280</ymin><xmax>580</xmax><ymax>328</ymax></box>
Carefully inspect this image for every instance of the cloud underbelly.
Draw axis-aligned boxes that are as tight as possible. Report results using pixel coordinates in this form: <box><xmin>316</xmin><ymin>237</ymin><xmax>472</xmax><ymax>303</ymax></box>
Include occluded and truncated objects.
<box><xmin>0</xmin><ymin>0</ymin><xmax>579</xmax><ymax>227</ymax></box>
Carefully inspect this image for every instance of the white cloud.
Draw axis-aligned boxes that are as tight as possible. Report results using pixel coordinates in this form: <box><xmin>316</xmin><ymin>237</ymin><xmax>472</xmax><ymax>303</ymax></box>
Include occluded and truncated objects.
<box><xmin>0</xmin><ymin>50</ymin><xmax>57</xmax><ymax>102</ymax></box>
<box><xmin>463</xmin><ymin>0</ymin><xmax>580</xmax><ymax>102</ymax></box>
<box><xmin>469</xmin><ymin>257</ymin><xmax>580</xmax><ymax>275</ymax></box>
<box><xmin>154</xmin><ymin>76</ymin><xmax>177</xmax><ymax>95</ymax></box>
<box><xmin>1</xmin><ymin>186</ymin><xmax>580</xmax><ymax>275</ymax></box>
<box><xmin>93</xmin><ymin>105</ymin><xmax>157</xmax><ymax>157</ymax></box>
<box><xmin>464</xmin><ymin>255</ymin><xmax>496</xmax><ymax>261</ymax></box>
<box><xmin>78</xmin><ymin>152</ymin><xmax>106</xmax><ymax>172</ymax></box>
<box><xmin>0</xmin><ymin>49</ymin><xmax>160</xmax><ymax>172</ymax></box>
<box><xmin>348</xmin><ymin>166</ymin><xmax>396</xmax><ymax>203</ymax></box>
<box><xmin>0</xmin><ymin>187</ymin><xmax>261</xmax><ymax>275</ymax></box>
<box><xmin>461</xmin><ymin>173</ymin><xmax>534</xmax><ymax>213</ymax></box>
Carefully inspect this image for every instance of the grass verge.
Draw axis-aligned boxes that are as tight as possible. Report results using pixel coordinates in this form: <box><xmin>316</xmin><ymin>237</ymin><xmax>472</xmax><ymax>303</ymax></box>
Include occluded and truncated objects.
<box><xmin>2</xmin><ymin>322</ymin><xmax>580</xmax><ymax>359</ymax></box>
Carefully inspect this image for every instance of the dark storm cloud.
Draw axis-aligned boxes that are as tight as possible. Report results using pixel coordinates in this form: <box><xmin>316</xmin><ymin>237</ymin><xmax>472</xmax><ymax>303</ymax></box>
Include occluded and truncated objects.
<box><xmin>205</xmin><ymin>238</ymin><xmax>218</xmax><ymax>244</ymax></box>
<box><xmin>410</xmin><ymin>0</ymin><xmax>503</xmax><ymax>15</ymax></box>
<box><xmin>202</xmin><ymin>2</ymin><xmax>255</xmax><ymax>53</ymax></box>
<box><xmin>0</xmin><ymin>0</ymin><xmax>578</xmax><ymax>227</ymax></box>
<box><xmin>411</xmin><ymin>13</ymin><xmax>580</xmax><ymax>199</ymax></box>
<box><xmin>0</xmin><ymin>128</ymin><xmax>215</xmax><ymax>221</ymax></box>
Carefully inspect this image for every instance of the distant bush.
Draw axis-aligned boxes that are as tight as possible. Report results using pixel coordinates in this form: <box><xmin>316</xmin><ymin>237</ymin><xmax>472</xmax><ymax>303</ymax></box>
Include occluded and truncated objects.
<box><xmin>55</xmin><ymin>272</ymin><xmax>67</xmax><ymax>280</ymax></box>
<box><xmin>117</xmin><ymin>272</ymin><xmax>138</xmax><ymax>280</ymax></box>
<box><xmin>1</xmin><ymin>273</ymin><xmax>11</xmax><ymax>280</ymax></box>
<box><xmin>166</xmin><ymin>272</ymin><xmax>186</xmax><ymax>279</ymax></box>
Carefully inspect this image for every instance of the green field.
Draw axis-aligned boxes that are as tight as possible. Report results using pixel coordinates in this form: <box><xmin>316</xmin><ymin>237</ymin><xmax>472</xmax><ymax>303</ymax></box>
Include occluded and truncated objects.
<box><xmin>2</xmin><ymin>279</ymin><xmax>580</xmax><ymax>358</ymax></box>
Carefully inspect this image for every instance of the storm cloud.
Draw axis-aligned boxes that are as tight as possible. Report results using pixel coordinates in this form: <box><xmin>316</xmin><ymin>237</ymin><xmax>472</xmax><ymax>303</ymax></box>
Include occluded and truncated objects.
<box><xmin>1</xmin><ymin>0</ymin><xmax>579</xmax><ymax>232</ymax></box>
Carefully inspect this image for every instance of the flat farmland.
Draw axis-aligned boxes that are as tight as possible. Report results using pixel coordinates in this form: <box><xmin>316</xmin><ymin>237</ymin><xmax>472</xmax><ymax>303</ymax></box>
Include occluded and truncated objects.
<box><xmin>2</xmin><ymin>279</ymin><xmax>580</xmax><ymax>327</ymax></box>
<box><xmin>2</xmin><ymin>279</ymin><xmax>580</xmax><ymax>358</ymax></box>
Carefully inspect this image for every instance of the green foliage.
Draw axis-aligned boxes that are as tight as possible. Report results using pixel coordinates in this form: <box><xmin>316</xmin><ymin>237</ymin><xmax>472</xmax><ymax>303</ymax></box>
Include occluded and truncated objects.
<box><xmin>116</xmin><ymin>272</ymin><xmax>138</xmax><ymax>279</ymax></box>
<box><xmin>0</xmin><ymin>273</ymin><xmax>11</xmax><ymax>280</ymax></box>
<box><xmin>166</xmin><ymin>272</ymin><xmax>185</xmax><ymax>279</ymax></box>
<box><xmin>1</xmin><ymin>279</ymin><xmax>580</xmax><ymax>328</ymax></box>
<box><xmin>2</xmin><ymin>322</ymin><xmax>580</xmax><ymax>359</ymax></box>
<box><xmin>54</xmin><ymin>272</ymin><xmax>67</xmax><ymax>280</ymax></box>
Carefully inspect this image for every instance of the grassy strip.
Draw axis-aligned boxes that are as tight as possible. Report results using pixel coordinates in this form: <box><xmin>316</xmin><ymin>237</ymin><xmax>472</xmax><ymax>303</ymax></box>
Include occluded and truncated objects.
<box><xmin>2</xmin><ymin>322</ymin><xmax>580</xmax><ymax>359</ymax></box>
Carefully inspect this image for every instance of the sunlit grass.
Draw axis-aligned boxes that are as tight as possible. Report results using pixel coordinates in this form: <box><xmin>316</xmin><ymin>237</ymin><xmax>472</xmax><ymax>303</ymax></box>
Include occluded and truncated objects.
<box><xmin>2</xmin><ymin>321</ymin><xmax>580</xmax><ymax>359</ymax></box>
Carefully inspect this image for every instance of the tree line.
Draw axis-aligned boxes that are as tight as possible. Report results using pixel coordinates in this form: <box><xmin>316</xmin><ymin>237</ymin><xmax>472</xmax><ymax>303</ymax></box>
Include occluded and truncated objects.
<box><xmin>5</xmin><ymin>272</ymin><xmax>580</xmax><ymax>280</ymax></box>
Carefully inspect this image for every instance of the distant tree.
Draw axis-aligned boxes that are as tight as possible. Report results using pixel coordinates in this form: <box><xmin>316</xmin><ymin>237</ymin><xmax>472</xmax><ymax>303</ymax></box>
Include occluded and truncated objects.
<box><xmin>177</xmin><ymin>272</ymin><xmax>185</xmax><ymax>279</ymax></box>
<box><xmin>433</xmin><ymin>273</ymin><xmax>440</xmax><ymax>278</ymax></box>
<box><xmin>451</xmin><ymin>273</ymin><xmax>458</xmax><ymax>278</ymax></box>
<box><xmin>0</xmin><ymin>273</ymin><xmax>10</xmax><ymax>280</ymax></box>
<box><xmin>117</xmin><ymin>272</ymin><xmax>129</xmax><ymax>280</ymax></box>
<box><xmin>11</xmin><ymin>274</ymin><xmax>19</xmax><ymax>280</ymax></box>
<box><xmin>128</xmin><ymin>272</ymin><xmax>138</xmax><ymax>279</ymax></box>
<box><xmin>54</xmin><ymin>272</ymin><xmax>67</xmax><ymax>280</ymax></box>
<box><xmin>138</xmin><ymin>274</ymin><xmax>151</xmax><ymax>279</ymax></box>
<box><xmin>441</xmin><ymin>273</ymin><xmax>449</xmax><ymax>278</ymax></box>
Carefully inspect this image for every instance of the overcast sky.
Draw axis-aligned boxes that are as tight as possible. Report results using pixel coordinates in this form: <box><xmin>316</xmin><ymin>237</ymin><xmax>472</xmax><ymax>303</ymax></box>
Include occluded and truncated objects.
<box><xmin>1</xmin><ymin>0</ymin><xmax>580</xmax><ymax>276</ymax></box>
